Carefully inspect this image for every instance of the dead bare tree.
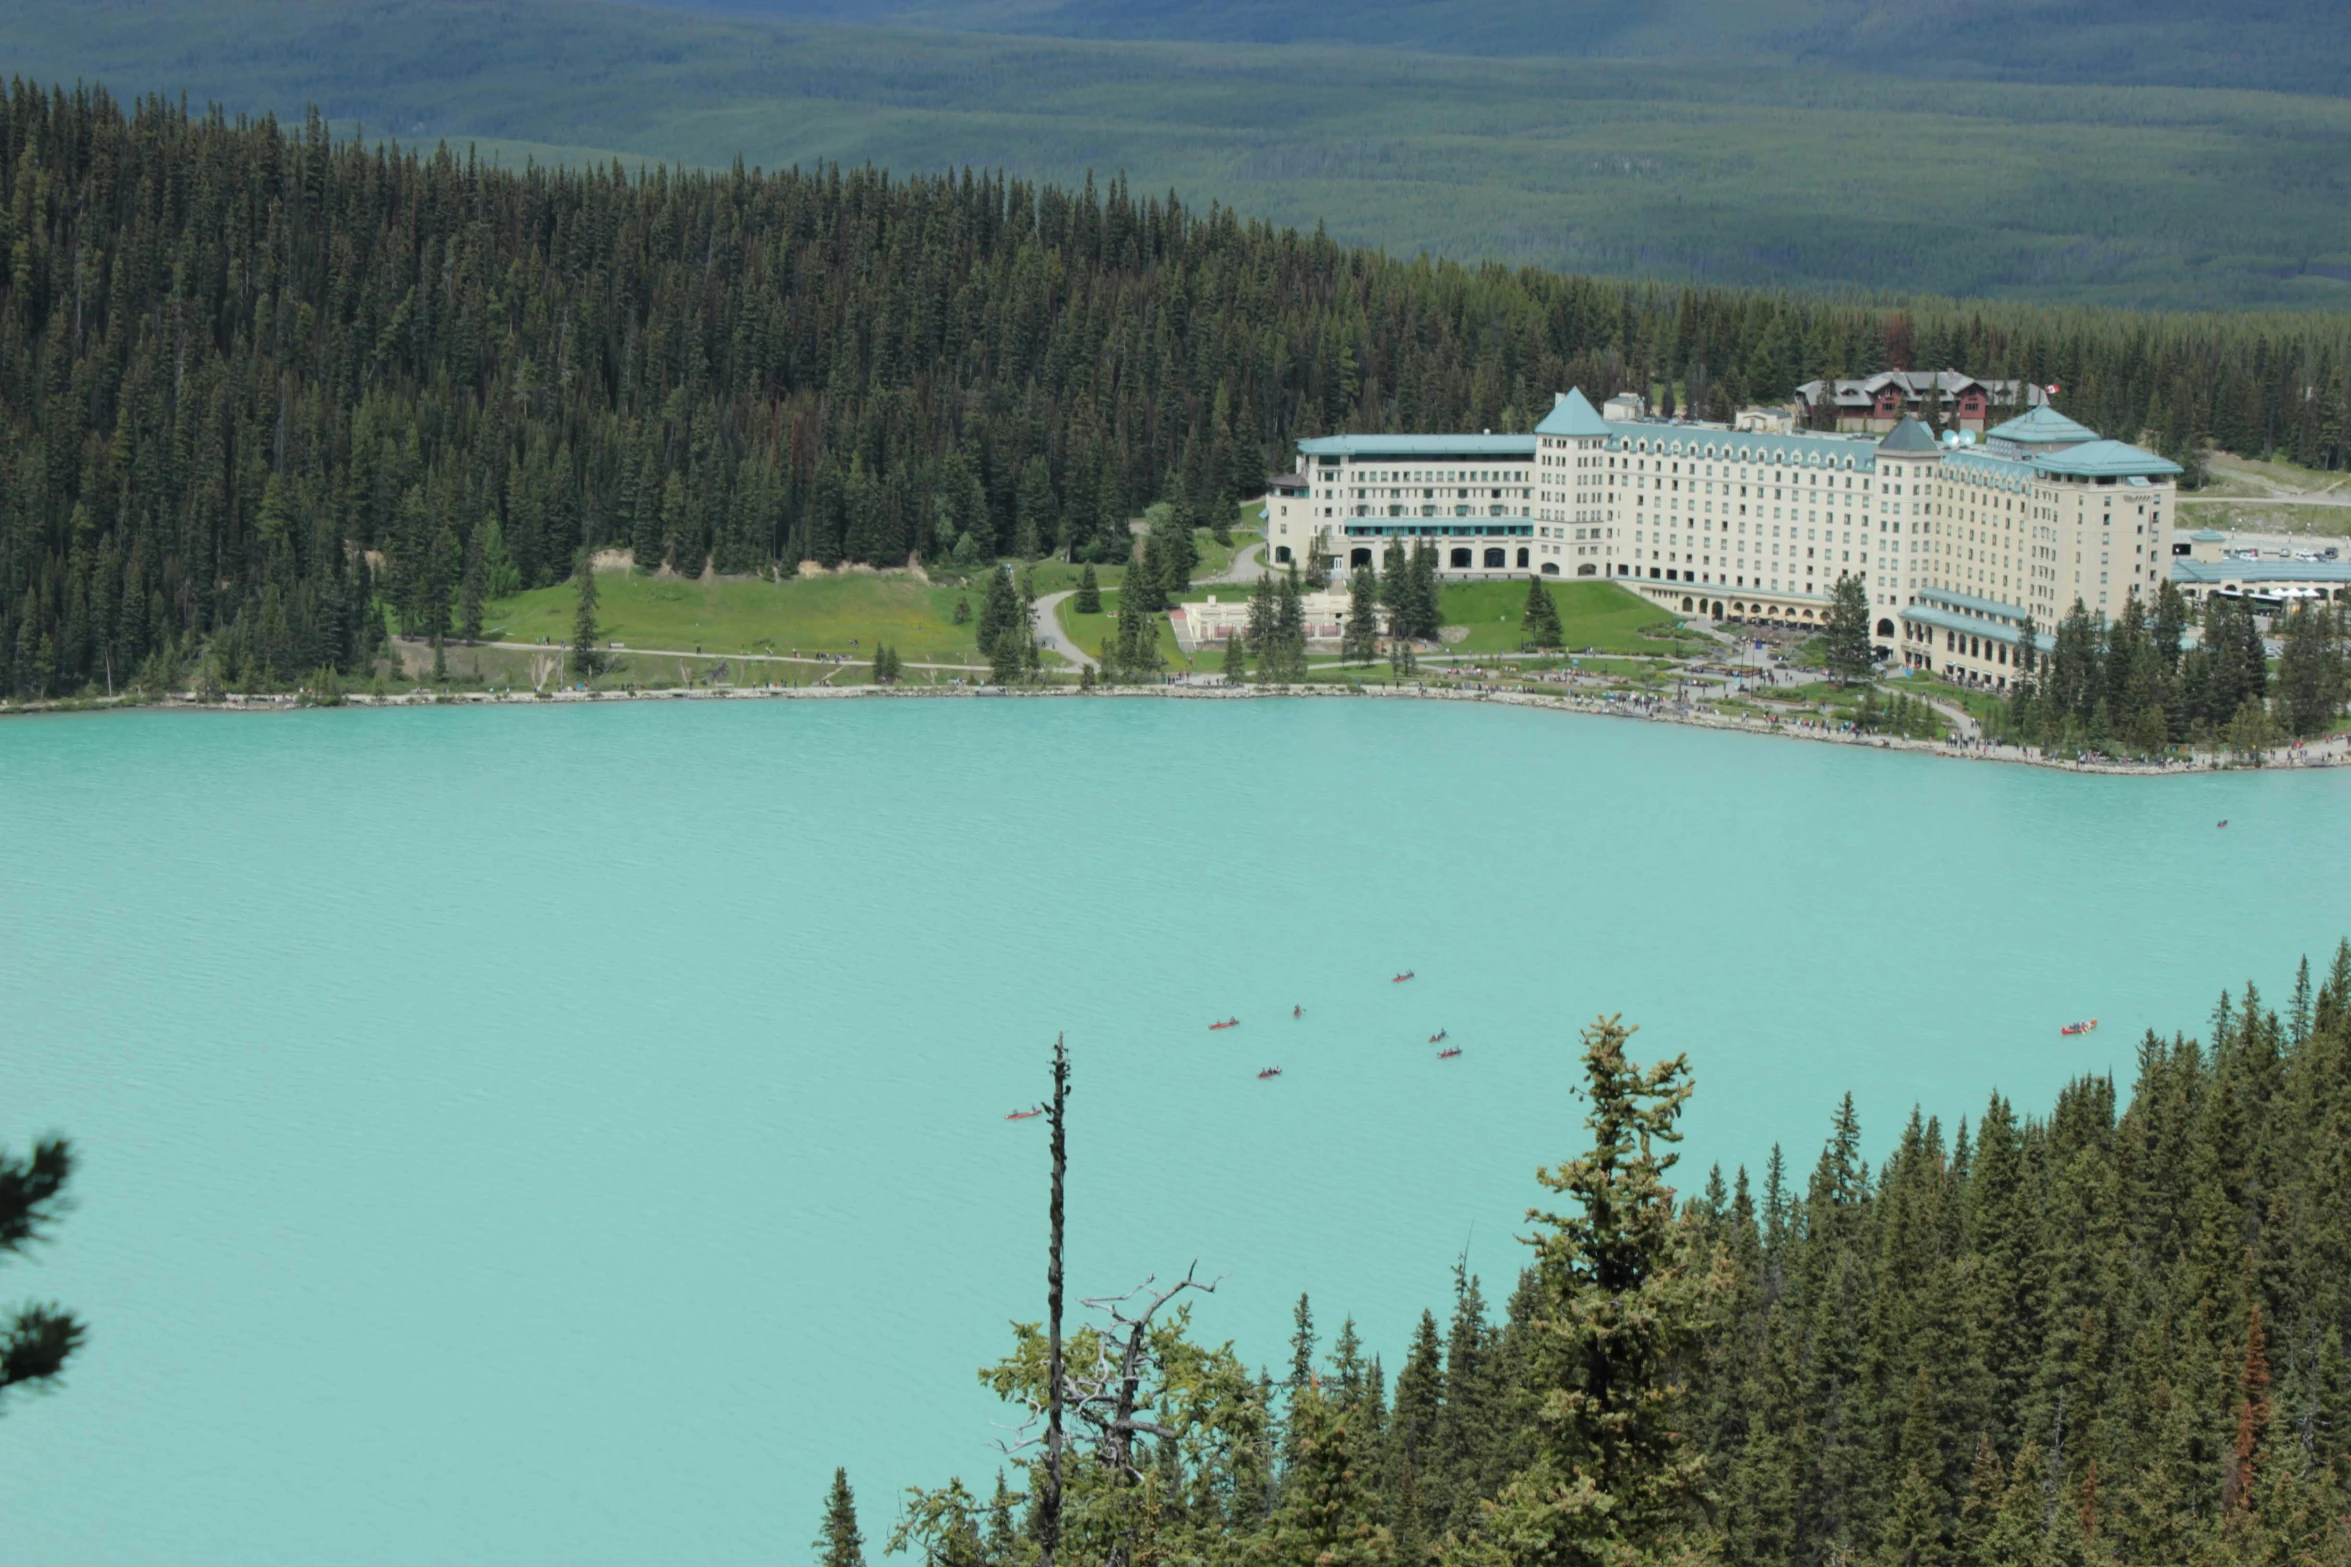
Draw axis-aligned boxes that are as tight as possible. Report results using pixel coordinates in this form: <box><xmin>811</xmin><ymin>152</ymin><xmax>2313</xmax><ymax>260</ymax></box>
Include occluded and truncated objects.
<box><xmin>991</xmin><ymin>1039</ymin><xmax>1220</xmax><ymax>1567</ymax></box>
<box><xmin>1067</xmin><ymin>1267</ymin><xmax>1223</xmax><ymax>1482</ymax></box>
<box><xmin>1042</xmin><ymin>1032</ymin><xmax>1069</xmax><ymax>1567</ymax></box>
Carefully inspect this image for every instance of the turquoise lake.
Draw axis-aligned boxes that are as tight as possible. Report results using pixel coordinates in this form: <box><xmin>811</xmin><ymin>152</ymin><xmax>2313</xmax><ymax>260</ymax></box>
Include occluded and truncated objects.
<box><xmin>3</xmin><ymin>699</ymin><xmax>2346</xmax><ymax>1565</ymax></box>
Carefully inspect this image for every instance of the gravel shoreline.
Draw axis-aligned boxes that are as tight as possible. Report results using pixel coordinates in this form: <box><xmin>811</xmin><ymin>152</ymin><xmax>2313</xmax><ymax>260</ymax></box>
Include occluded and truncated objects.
<box><xmin>14</xmin><ymin>679</ymin><xmax>2345</xmax><ymax>778</ymax></box>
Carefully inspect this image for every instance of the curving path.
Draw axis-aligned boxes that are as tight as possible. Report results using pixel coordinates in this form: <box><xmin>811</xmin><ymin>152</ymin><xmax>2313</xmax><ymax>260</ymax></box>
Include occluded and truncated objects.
<box><xmin>1030</xmin><ymin>539</ymin><xmax>1262</xmax><ymax>673</ymax></box>
<box><xmin>1202</xmin><ymin>540</ymin><xmax>1266</xmax><ymax>584</ymax></box>
<box><xmin>1030</xmin><ymin>591</ymin><xmax>1096</xmax><ymax>671</ymax></box>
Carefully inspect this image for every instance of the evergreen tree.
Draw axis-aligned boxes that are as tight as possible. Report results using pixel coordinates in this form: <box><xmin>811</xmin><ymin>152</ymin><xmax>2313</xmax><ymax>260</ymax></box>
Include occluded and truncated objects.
<box><xmin>570</xmin><ymin>554</ymin><xmax>603</xmax><ymax>678</ymax></box>
<box><xmin>1015</xmin><ymin>458</ymin><xmax>1058</xmax><ymax>560</ymax></box>
<box><xmin>1824</xmin><ymin>570</ymin><xmax>1874</xmax><ymax>684</ymax></box>
<box><xmin>1520</xmin><ymin>577</ymin><xmax>1564</xmax><ymax>651</ymax></box>
<box><xmin>0</xmin><ymin>1132</ymin><xmax>83</xmax><ymax>1412</ymax></box>
<box><xmin>818</xmin><ymin>1467</ymin><xmax>866</xmax><ymax>1567</ymax></box>
<box><xmin>1466</xmin><ymin>1017</ymin><xmax>1715</xmax><ymax>1565</ymax></box>
<box><xmin>1272</xmin><ymin>1381</ymin><xmax>1395</xmax><ymax>1567</ymax></box>
<box><xmin>1164</xmin><ymin>484</ymin><xmax>1201</xmax><ymax>593</ymax></box>
<box><xmin>1406</xmin><ymin>544</ymin><xmax>1443</xmax><ymax>643</ymax></box>
<box><xmin>1380</xmin><ymin>539</ymin><xmax>1411</xmax><ymax>621</ymax></box>
<box><xmin>1290</xmin><ymin>1293</ymin><xmax>1320</xmax><ymax>1401</ymax></box>
<box><xmin>1343</xmin><ymin>566</ymin><xmax>1382</xmax><ymax>664</ymax></box>
<box><xmin>1222</xmin><ymin>634</ymin><xmax>1248</xmax><ymax>684</ymax></box>
<box><xmin>2275</xmin><ymin>602</ymin><xmax>2346</xmax><ymax>737</ymax></box>
<box><xmin>460</xmin><ymin>527</ymin><xmax>486</xmax><ymax>645</ymax></box>
<box><xmin>976</xmin><ymin>568</ymin><xmax>1023</xmax><ymax>672</ymax></box>
<box><xmin>1263</xmin><ymin>569</ymin><xmax>1308</xmax><ymax>684</ymax></box>
<box><xmin>1130</xmin><ymin>527</ymin><xmax>1170</xmax><ymax>615</ymax></box>
<box><xmin>1245</xmin><ymin>572</ymin><xmax>1280</xmax><ymax>669</ymax></box>
<box><xmin>1074</xmin><ymin>565</ymin><xmax>1102</xmax><ymax>615</ymax></box>
<box><xmin>1114</xmin><ymin>584</ymin><xmax>1162</xmax><ymax>681</ymax></box>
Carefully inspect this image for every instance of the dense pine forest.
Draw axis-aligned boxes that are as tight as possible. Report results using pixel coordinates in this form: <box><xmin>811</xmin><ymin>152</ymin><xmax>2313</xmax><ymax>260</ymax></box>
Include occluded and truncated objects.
<box><xmin>5</xmin><ymin>82</ymin><xmax>2351</xmax><ymax>698</ymax></box>
<box><xmin>853</xmin><ymin>949</ymin><xmax>2351</xmax><ymax>1567</ymax></box>
<box><xmin>1994</xmin><ymin>587</ymin><xmax>2348</xmax><ymax>753</ymax></box>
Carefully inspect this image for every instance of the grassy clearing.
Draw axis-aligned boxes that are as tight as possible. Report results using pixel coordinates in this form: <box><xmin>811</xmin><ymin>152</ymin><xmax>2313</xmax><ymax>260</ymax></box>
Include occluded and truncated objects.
<box><xmin>1055</xmin><ymin>589</ymin><xmax>1207</xmax><ymax>672</ymax></box>
<box><xmin>2200</xmin><ymin>453</ymin><xmax>2351</xmax><ymax>500</ymax></box>
<box><xmin>394</xmin><ymin>637</ymin><xmax>940</xmax><ymax>692</ymax></box>
<box><xmin>483</xmin><ymin>569</ymin><xmax>984</xmax><ymax>664</ymax></box>
<box><xmin>1436</xmin><ymin>581</ymin><xmax>1697</xmax><ymax>656</ymax></box>
<box><xmin>1891</xmin><ymin>677</ymin><xmax>2007</xmax><ymax>723</ymax></box>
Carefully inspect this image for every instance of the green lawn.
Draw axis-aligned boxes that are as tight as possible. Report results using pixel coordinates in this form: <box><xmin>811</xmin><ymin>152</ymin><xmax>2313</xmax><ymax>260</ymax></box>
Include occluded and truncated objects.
<box><xmin>1436</xmin><ymin>581</ymin><xmax>1696</xmax><ymax>656</ymax></box>
<box><xmin>484</xmin><ymin>569</ymin><xmax>984</xmax><ymax>665</ymax></box>
<box><xmin>1889</xmin><ymin>676</ymin><xmax>2007</xmax><ymax>723</ymax></box>
<box><xmin>1055</xmin><ymin>589</ymin><xmax>1201</xmax><ymax>672</ymax></box>
<box><xmin>1754</xmin><ymin>680</ymin><xmax>1864</xmax><ymax>708</ymax></box>
<box><xmin>1058</xmin><ymin>578</ymin><xmax>1690</xmax><ymax>667</ymax></box>
<box><xmin>2199</xmin><ymin>453</ymin><xmax>2351</xmax><ymax>500</ymax></box>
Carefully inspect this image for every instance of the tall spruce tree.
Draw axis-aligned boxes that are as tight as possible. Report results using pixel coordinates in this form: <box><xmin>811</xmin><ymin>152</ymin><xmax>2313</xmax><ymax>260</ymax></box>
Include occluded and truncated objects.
<box><xmin>1465</xmin><ymin>1017</ymin><xmax>1715</xmax><ymax>1566</ymax></box>
<box><xmin>976</xmin><ymin>567</ymin><xmax>1024</xmax><ymax>675</ymax></box>
<box><xmin>1521</xmin><ymin>577</ymin><xmax>1564</xmax><ymax>651</ymax></box>
<box><xmin>569</xmin><ymin>554</ymin><xmax>603</xmax><ymax>678</ymax></box>
<box><xmin>1343</xmin><ymin>566</ymin><xmax>1382</xmax><ymax>664</ymax></box>
<box><xmin>1824</xmin><ymin>571</ymin><xmax>1874</xmax><ymax>684</ymax></box>
<box><xmin>818</xmin><ymin>1467</ymin><xmax>866</xmax><ymax>1567</ymax></box>
<box><xmin>1405</xmin><ymin>545</ymin><xmax>1443</xmax><ymax>643</ymax></box>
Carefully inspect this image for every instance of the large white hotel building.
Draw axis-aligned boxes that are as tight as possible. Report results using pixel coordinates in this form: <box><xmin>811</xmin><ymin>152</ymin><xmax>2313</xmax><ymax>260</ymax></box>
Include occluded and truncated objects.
<box><xmin>1264</xmin><ymin>387</ymin><xmax>2182</xmax><ymax>689</ymax></box>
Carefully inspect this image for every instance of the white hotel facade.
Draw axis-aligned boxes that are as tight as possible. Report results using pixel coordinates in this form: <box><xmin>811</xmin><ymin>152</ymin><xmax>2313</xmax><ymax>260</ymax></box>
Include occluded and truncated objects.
<box><xmin>1265</xmin><ymin>388</ymin><xmax>2181</xmax><ymax>689</ymax></box>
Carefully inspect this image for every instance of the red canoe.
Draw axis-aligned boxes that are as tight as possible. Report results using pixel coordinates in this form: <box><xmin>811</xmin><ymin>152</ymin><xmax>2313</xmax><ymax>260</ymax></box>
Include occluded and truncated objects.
<box><xmin>1209</xmin><ymin>1018</ymin><xmax>1240</xmax><ymax>1030</ymax></box>
<box><xmin>2059</xmin><ymin>1019</ymin><xmax>2099</xmax><ymax>1037</ymax></box>
<box><xmin>1005</xmin><ymin>1107</ymin><xmax>1045</xmax><ymax>1121</ymax></box>
<box><xmin>1257</xmin><ymin>1067</ymin><xmax>1283</xmax><ymax>1080</ymax></box>
<box><xmin>1392</xmin><ymin>971</ymin><xmax>1416</xmax><ymax>983</ymax></box>
<box><xmin>1438</xmin><ymin>1047</ymin><xmax>1462</xmax><ymax>1060</ymax></box>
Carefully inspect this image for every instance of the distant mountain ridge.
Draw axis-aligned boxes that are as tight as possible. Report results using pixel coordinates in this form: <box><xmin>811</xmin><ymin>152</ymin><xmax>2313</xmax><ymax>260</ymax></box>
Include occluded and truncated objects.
<box><xmin>636</xmin><ymin>0</ymin><xmax>2351</xmax><ymax>96</ymax></box>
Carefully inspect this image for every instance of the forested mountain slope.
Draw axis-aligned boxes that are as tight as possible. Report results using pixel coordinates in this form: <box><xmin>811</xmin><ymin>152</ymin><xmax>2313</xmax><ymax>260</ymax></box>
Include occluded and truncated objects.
<box><xmin>653</xmin><ymin>0</ymin><xmax>2351</xmax><ymax>97</ymax></box>
<box><xmin>2</xmin><ymin>84</ymin><xmax>2345</xmax><ymax>698</ymax></box>
<box><xmin>2</xmin><ymin>0</ymin><xmax>2347</xmax><ymax>307</ymax></box>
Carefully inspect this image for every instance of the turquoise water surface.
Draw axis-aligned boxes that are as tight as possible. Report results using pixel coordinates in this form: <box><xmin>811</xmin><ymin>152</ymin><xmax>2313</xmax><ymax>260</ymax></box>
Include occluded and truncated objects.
<box><xmin>2</xmin><ymin>699</ymin><xmax>2345</xmax><ymax>1566</ymax></box>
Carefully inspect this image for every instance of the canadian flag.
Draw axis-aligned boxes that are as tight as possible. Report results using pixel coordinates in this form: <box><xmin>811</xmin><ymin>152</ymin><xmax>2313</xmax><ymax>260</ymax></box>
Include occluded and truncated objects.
<box><xmin>2046</xmin><ymin>383</ymin><xmax>2061</xmax><ymax>395</ymax></box>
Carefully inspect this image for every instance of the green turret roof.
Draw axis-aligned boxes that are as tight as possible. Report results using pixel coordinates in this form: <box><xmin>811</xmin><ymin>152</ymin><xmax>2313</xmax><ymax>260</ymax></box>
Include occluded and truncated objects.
<box><xmin>1877</xmin><ymin>417</ymin><xmax>1941</xmax><ymax>455</ymax></box>
<box><xmin>1535</xmin><ymin>387</ymin><xmax>1611</xmax><ymax>438</ymax></box>
<box><xmin>1987</xmin><ymin>406</ymin><xmax>2098</xmax><ymax>446</ymax></box>
<box><xmin>2029</xmin><ymin>440</ymin><xmax>2182</xmax><ymax>478</ymax></box>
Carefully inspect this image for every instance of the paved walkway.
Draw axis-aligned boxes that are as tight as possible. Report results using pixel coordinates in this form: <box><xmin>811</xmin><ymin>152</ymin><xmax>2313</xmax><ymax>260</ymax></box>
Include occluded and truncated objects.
<box><xmin>1030</xmin><ymin>591</ymin><xmax>1094</xmax><ymax>671</ymax></box>
<box><xmin>1202</xmin><ymin>540</ymin><xmax>1265</xmax><ymax>584</ymax></box>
